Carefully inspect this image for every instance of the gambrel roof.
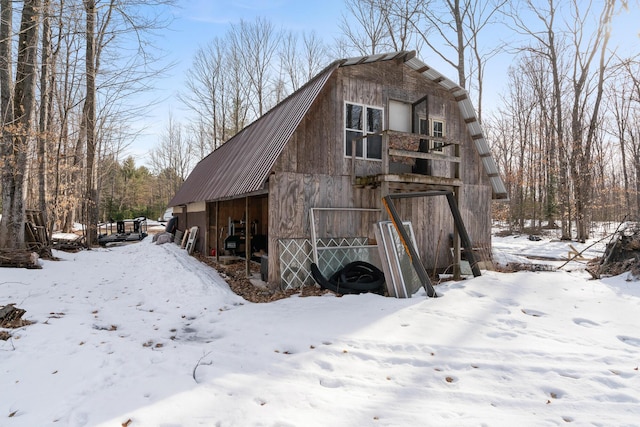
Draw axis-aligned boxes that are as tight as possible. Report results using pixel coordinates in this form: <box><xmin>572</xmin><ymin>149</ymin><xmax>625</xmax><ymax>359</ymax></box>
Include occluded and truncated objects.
<box><xmin>169</xmin><ymin>51</ymin><xmax>507</xmax><ymax>207</ymax></box>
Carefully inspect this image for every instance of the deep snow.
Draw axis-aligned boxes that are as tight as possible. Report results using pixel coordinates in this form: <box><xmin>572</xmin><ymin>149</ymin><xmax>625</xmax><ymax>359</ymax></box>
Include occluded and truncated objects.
<box><xmin>1</xmin><ymin>231</ymin><xmax>640</xmax><ymax>426</ymax></box>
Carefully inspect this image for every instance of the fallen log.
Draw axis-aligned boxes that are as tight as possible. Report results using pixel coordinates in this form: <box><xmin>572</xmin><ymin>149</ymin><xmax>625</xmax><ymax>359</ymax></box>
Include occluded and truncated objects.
<box><xmin>0</xmin><ymin>249</ymin><xmax>40</xmax><ymax>269</ymax></box>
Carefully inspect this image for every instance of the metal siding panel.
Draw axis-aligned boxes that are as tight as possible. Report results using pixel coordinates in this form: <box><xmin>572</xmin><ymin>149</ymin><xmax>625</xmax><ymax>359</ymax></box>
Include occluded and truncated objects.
<box><xmin>459</xmin><ymin>99</ymin><xmax>475</xmax><ymax>119</ymax></box>
<box><xmin>468</xmin><ymin>121</ymin><xmax>483</xmax><ymax>136</ymax></box>
<box><xmin>491</xmin><ymin>176</ymin><xmax>508</xmax><ymax>195</ymax></box>
<box><xmin>439</xmin><ymin>80</ymin><xmax>457</xmax><ymax>90</ymax></box>
<box><xmin>474</xmin><ymin>138</ymin><xmax>490</xmax><ymax>156</ymax></box>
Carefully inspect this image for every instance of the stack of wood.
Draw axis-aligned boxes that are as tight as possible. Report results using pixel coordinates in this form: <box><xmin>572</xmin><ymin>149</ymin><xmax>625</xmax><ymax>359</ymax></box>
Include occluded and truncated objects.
<box><xmin>25</xmin><ymin>210</ymin><xmax>53</xmax><ymax>258</ymax></box>
<box><xmin>0</xmin><ymin>210</ymin><xmax>54</xmax><ymax>268</ymax></box>
<box><xmin>0</xmin><ymin>249</ymin><xmax>40</xmax><ymax>269</ymax></box>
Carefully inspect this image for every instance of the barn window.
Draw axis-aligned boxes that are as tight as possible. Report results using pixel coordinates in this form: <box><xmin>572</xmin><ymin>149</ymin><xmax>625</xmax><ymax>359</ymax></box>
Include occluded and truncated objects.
<box><xmin>345</xmin><ymin>102</ymin><xmax>383</xmax><ymax>160</ymax></box>
<box><xmin>419</xmin><ymin>117</ymin><xmax>446</xmax><ymax>152</ymax></box>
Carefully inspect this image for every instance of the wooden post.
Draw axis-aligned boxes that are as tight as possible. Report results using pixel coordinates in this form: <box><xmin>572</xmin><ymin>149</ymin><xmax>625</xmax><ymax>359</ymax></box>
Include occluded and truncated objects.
<box><xmin>452</xmin><ymin>188</ymin><xmax>461</xmax><ymax>280</ymax></box>
<box><xmin>452</xmin><ymin>135</ymin><xmax>462</xmax><ymax>279</ymax></box>
<box><xmin>205</xmin><ymin>202</ymin><xmax>210</xmax><ymax>257</ymax></box>
<box><xmin>245</xmin><ymin>196</ymin><xmax>251</xmax><ymax>277</ymax></box>
<box><xmin>215</xmin><ymin>201</ymin><xmax>219</xmax><ymax>262</ymax></box>
<box><xmin>380</xmin><ymin>132</ymin><xmax>390</xmax><ymax>221</ymax></box>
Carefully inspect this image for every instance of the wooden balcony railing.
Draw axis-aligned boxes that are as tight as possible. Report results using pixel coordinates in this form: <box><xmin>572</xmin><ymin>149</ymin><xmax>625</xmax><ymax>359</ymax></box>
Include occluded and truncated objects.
<box><xmin>351</xmin><ymin>130</ymin><xmax>462</xmax><ymax>191</ymax></box>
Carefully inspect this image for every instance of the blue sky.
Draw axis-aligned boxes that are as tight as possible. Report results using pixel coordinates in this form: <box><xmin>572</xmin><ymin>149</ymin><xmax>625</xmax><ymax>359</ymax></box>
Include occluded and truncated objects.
<box><xmin>131</xmin><ymin>0</ymin><xmax>640</xmax><ymax>165</ymax></box>
<box><xmin>131</xmin><ymin>0</ymin><xmax>346</xmax><ymax>161</ymax></box>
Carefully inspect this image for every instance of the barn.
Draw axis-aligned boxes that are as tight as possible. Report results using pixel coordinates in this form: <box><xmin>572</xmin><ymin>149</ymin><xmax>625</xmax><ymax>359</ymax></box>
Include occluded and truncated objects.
<box><xmin>167</xmin><ymin>51</ymin><xmax>507</xmax><ymax>290</ymax></box>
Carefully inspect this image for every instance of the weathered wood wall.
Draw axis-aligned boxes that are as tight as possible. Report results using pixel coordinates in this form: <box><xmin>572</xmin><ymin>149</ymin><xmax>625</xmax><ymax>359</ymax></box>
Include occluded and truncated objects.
<box><xmin>175</xmin><ymin>210</ymin><xmax>207</xmax><ymax>254</ymax></box>
<box><xmin>269</xmin><ymin>59</ymin><xmax>492</xmax><ymax>283</ymax></box>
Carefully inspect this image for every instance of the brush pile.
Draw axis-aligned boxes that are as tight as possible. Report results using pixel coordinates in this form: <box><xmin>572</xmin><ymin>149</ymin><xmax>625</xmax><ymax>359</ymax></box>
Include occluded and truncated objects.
<box><xmin>589</xmin><ymin>222</ymin><xmax>640</xmax><ymax>279</ymax></box>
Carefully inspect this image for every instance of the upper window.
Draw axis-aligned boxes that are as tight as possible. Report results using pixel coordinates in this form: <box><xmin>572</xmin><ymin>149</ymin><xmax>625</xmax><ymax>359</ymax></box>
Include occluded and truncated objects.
<box><xmin>345</xmin><ymin>102</ymin><xmax>383</xmax><ymax>160</ymax></box>
<box><xmin>419</xmin><ymin>117</ymin><xmax>446</xmax><ymax>153</ymax></box>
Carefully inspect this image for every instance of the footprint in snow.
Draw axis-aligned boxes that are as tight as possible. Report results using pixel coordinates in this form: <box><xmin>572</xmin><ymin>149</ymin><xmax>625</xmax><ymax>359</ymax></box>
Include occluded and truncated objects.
<box><xmin>521</xmin><ymin>308</ymin><xmax>545</xmax><ymax>317</ymax></box>
<box><xmin>487</xmin><ymin>331</ymin><xmax>518</xmax><ymax>339</ymax></box>
<box><xmin>465</xmin><ymin>290</ymin><xmax>486</xmax><ymax>298</ymax></box>
<box><xmin>617</xmin><ymin>335</ymin><xmax>640</xmax><ymax>347</ymax></box>
<box><xmin>573</xmin><ymin>318</ymin><xmax>599</xmax><ymax>327</ymax></box>
<box><xmin>497</xmin><ymin>318</ymin><xmax>527</xmax><ymax>329</ymax></box>
<box><xmin>319</xmin><ymin>377</ymin><xmax>343</xmax><ymax>388</ymax></box>
<box><xmin>315</xmin><ymin>360</ymin><xmax>333</xmax><ymax>371</ymax></box>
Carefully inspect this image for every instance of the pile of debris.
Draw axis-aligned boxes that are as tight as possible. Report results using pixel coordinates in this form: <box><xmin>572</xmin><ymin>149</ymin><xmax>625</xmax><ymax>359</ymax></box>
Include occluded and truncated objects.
<box><xmin>195</xmin><ymin>254</ymin><xmax>329</xmax><ymax>303</ymax></box>
<box><xmin>0</xmin><ymin>249</ymin><xmax>41</xmax><ymax>269</ymax></box>
<box><xmin>589</xmin><ymin>222</ymin><xmax>640</xmax><ymax>279</ymax></box>
<box><xmin>0</xmin><ymin>304</ymin><xmax>31</xmax><ymax>340</ymax></box>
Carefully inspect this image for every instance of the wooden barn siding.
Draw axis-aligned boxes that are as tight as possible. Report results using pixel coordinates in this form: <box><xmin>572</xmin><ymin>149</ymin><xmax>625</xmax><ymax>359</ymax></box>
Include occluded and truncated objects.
<box><xmin>336</xmin><ymin>61</ymin><xmax>491</xmax><ymax>266</ymax></box>
<box><xmin>337</xmin><ymin>65</ymin><xmax>384</xmax><ymax>178</ymax></box>
<box><xmin>267</xmin><ymin>171</ymin><xmax>380</xmax><ymax>284</ymax></box>
<box><xmin>268</xmin><ymin>60</ymin><xmax>493</xmax><ymax>284</ymax></box>
<box><xmin>460</xmin><ymin>184</ymin><xmax>492</xmax><ymax>248</ymax></box>
<box><xmin>179</xmin><ymin>211</ymin><xmax>207</xmax><ymax>254</ymax></box>
<box><xmin>389</xmin><ymin>194</ymin><xmax>454</xmax><ymax>272</ymax></box>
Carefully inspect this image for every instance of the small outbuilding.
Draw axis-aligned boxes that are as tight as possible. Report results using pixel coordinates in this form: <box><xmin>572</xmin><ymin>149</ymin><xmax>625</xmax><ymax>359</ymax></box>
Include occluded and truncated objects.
<box><xmin>168</xmin><ymin>51</ymin><xmax>507</xmax><ymax>289</ymax></box>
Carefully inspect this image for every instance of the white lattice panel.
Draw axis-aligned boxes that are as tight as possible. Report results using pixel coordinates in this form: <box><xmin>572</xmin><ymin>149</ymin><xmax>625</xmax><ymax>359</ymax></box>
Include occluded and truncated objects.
<box><xmin>279</xmin><ymin>237</ymin><xmax>379</xmax><ymax>290</ymax></box>
<box><xmin>278</xmin><ymin>239</ymin><xmax>315</xmax><ymax>290</ymax></box>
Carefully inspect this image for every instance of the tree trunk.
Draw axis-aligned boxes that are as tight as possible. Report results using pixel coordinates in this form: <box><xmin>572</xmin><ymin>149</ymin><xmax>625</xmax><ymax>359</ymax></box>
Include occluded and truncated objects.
<box><xmin>570</xmin><ymin>0</ymin><xmax>615</xmax><ymax>242</ymax></box>
<box><xmin>0</xmin><ymin>0</ymin><xmax>14</xmax><ymax>248</ymax></box>
<box><xmin>84</xmin><ymin>0</ymin><xmax>98</xmax><ymax>246</ymax></box>
<box><xmin>0</xmin><ymin>0</ymin><xmax>40</xmax><ymax>249</ymax></box>
<box><xmin>453</xmin><ymin>0</ymin><xmax>466</xmax><ymax>89</ymax></box>
<box><xmin>38</xmin><ymin>0</ymin><xmax>52</xmax><ymax>224</ymax></box>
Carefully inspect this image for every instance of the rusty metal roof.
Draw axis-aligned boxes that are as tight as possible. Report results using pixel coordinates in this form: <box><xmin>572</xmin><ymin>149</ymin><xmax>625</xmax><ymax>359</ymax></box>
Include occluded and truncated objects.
<box><xmin>169</xmin><ymin>51</ymin><xmax>507</xmax><ymax>206</ymax></box>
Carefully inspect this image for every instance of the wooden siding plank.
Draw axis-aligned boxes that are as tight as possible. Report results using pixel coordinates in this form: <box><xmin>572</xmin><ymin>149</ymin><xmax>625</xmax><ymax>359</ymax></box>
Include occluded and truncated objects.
<box><xmin>388</xmin><ymin>148</ymin><xmax>461</xmax><ymax>163</ymax></box>
<box><xmin>376</xmin><ymin>174</ymin><xmax>463</xmax><ymax>187</ymax></box>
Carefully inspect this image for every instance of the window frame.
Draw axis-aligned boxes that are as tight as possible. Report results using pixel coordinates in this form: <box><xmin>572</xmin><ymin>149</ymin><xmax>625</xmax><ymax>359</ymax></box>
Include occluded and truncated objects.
<box><xmin>419</xmin><ymin>117</ymin><xmax>446</xmax><ymax>153</ymax></box>
<box><xmin>344</xmin><ymin>101</ymin><xmax>384</xmax><ymax>161</ymax></box>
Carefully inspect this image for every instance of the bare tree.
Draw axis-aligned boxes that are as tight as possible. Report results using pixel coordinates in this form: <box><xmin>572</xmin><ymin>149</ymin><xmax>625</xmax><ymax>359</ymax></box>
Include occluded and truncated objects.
<box><xmin>232</xmin><ymin>17</ymin><xmax>281</xmax><ymax>117</ymax></box>
<box><xmin>37</xmin><ymin>0</ymin><xmax>53</xmax><ymax>225</ymax></box>
<box><xmin>59</xmin><ymin>0</ymin><xmax>174</xmax><ymax>240</ymax></box>
<box><xmin>279</xmin><ymin>30</ymin><xmax>330</xmax><ymax>93</ymax></box>
<box><xmin>567</xmin><ymin>0</ymin><xmax>616</xmax><ymax>241</ymax></box>
<box><xmin>338</xmin><ymin>0</ymin><xmax>505</xmax><ymax>120</ymax></box>
<box><xmin>0</xmin><ymin>0</ymin><xmax>13</xmax><ymax>151</ymax></box>
<box><xmin>181</xmin><ymin>16</ymin><xmax>294</xmax><ymax>153</ymax></box>
<box><xmin>607</xmin><ymin>58</ymin><xmax>640</xmax><ymax>216</ymax></box>
<box><xmin>338</xmin><ymin>0</ymin><xmax>390</xmax><ymax>55</ymax></box>
<box><xmin>381</xmin><ymin>0</ymin><xmax>423</xmax><ymax>52</ymax></box>
<box><xmin>83</xmin><ymin>0</ymin><xmax>99</xmax><ymax>245</ymax></box>
<box><xmin>410</xmin><ymin>0</ymin><xmax>507</xmax><ymax>119</ymax></box>
<box><xmin>0</xmin><ymin>0</ymin><xmax>40</xmax><ymax>249</ymax></box>
<box><xmin>510</xmin><ymin>0</ymin><xmax>570</xmax><ymax>234</ymax></box>
<box><xmin>149</xmin><ymin>114</ymin><xmax>195</xmax><ymax>198</ymax></box>
<box><xmin>180</xmin><ymin>38</ymin><xmax>226</xmax><ymax>149</ymax></box>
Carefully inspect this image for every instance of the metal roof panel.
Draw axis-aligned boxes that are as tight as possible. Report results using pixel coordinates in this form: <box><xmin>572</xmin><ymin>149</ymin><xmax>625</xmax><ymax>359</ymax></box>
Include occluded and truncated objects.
<box><xmin>170</xmin><ymin>51</ymin><xmax>508</xmax><ymax>205</ymax></box>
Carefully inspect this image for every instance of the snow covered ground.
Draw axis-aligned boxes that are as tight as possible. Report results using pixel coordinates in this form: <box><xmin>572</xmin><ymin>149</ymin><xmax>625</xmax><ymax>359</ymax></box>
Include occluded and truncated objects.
<box><xmin>2</xmin><ymin>231</ymin><xmax>640</xmax><ymax>426</ymax></box>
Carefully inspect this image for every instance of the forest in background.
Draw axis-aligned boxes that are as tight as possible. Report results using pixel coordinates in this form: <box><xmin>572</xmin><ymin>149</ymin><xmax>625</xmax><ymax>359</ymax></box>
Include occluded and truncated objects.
<box><xmin>0</xmin><ymin>0</ymin><xmax>638</xmax><ymax>250</ymax></box>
